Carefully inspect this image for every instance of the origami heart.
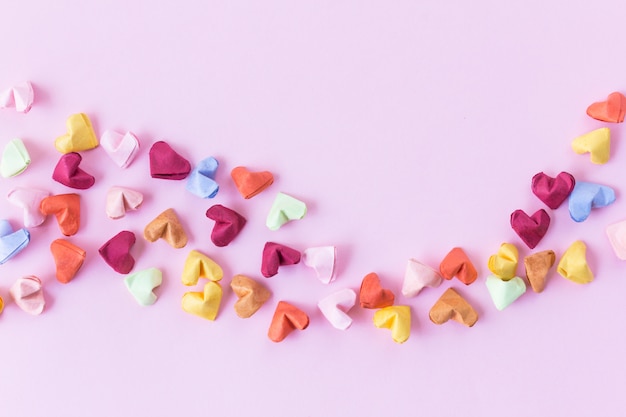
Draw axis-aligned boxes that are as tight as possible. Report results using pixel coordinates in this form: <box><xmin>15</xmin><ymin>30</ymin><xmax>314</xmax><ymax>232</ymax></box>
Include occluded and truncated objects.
<box><xmin>373</xmin><ymin>305</ymin><xmax>411</xmax><ymax>344</ymax></box>
<box><xmin>230</xmin><ymin>274</ymin><xmax>271</xmax><ymax>318</ymax></box>
<box><xmin>100</xmin><ymin>130</ymin><xmax>139</xmax><ymax>168</ymax></box>
<box><xmin>586</xmin><ymin>91</ymin><xmax>626</xmax><ymax>123</ymax></box>
<box><xmin>568</xmin><ymin>181</ymin><xmax>615</xmax><ymax>222</ymax></box>
<box><xmin>0</xmin><ymin>296</ymin><xmax>4</xmax><ymax>314</ymax></box>
<box><xmin>39</xmin><ymin>194</ymin><xmax>81</xmax><ymax>236</ymax></box>
<box><xmin>55</xmin><ymin>113</ymin><xmax>99</xmax><ymax>153</ymax></box>
<box><xmin>50</xmin><ymin>239</ymin><xmax>86</xmax><ymax>283</ymax></box>
<box><xmin>401</xmin><ymin>258</ymin><xmax>442</xmax><ymax>297</ymax></box>
<box><xmin>261</xmin><ymin>242</ymin><xmax>301</xmax><ymax>278</ymax></box>
<box><xmin>531</xmin><ymin>171</ymin><xmax>575</xmax><ymax>209</ymax></box>
<box><xmin>105</xmin><ymin>186</ymin><xmax>143</xmax><ymax>219</ymax></box>
<box><xmin>1</xmin><ymin>138</ymin><xmax>30</xmax><ymax>178</ymax></box>
<box><xmin>557</xmin><ymin>240</ymin><xmax>593</xmax><ymax>284</ymax></box>
<box><xmin>510</xmin><ymin>209</ymin><xmax>550</xmax><ymax>249</ymax></box>
<box><xmin>571</xmin><ymin>127</ymin><xmax>610</xmax><ymax>164</ymax></box>
<box><xmin>359</xmin><ymin>272</ymin><xmax>395</xmax><ymax>309</ymax></box>
<box><xmin>125</xmin><ymin>267</ymin><xmax>163</xmax><ymax>306</ymax></box>
<box><xmin>7</xmin><ymin>187</ymin><xmax>50</xmax><ymax>227</ymax></box>
<box><xmin>268</xmin><ymin>301</ymin><xmax>309</xmax><ymax>342</ymax></box>
<box><xmin>606</xmin><ymin>220</ymin><xmax>626</xmax><ymax>260</ymax></box>
<box><xmin>439</xmin><ymin>247</ymin><xmax>477</xmax><ymax>284</ymax></box>
<box><xmin>303</xmin><ymin>246</ymin><xmax>337</xmax><ymax>284</ymax></box>
<box><xmin>231</xmin><ymin>166</ymin><xmax>274</xmax><ymax>199</ymax></box>
<box><xmin>266</xmin><ymin>192</ymin><xmax>307</xmax><ymax>231</ymax></box>
<box><xmin>149</xmin><ymin>141</ymin><xmax>191</xmax><ymax>180</ymax></box>
<box><xmin>181</xmin><ymin>281</ymin><xmax>223</xmax><ymax>321</ymax></box>
<box><xmin>485</xmin><ymin>275</ymin><xmax>526</xmax><ymax>311</ymax></box>
<box><xmin>429</xmin><ymin>287</ymin><xmax>478</xmax><ymax>327</ymax></box>
<box><xmin>52</xmin><ymin>152</ymin><xmax>95</xmax><ymax>189</ymax></box>
<box><xmin>487</xmin><ymin>243</ymin><xmax>519</xmax><ymax>280</ymax></box>
<box><xmin>205</xmin><ymin>204</ymin><xmax>246</xmax><ymax>247</ymax></box>
<box><xmin>524</xmin><ymin>250</ymin><xmax>555</xmax><ymax>293</ymax></box>
<box><xmin>98</xmin><ymin>231</ymin><xmax>136</xmax><ymax>274</ymax></box>
<box><xmin>0</xmin><ymin>219</ymin><xmax>30</xmax><ymax>264</ymax></box>
<box><xmin>318</xmin><ymin>288</ymin><xmax>357</xmax><ymax>330</ymax></box>
<box><xmin>0</xmin><ymin>81</ymin><xmax>34</xmax><ymax>113</ymax></box>
<box><xmin>10</xmin><ymin>275</ymin><xmax>45</xmax><ymax>315</ymax></box>
<box><xmin>181</xmin><ymin>250</ymin><xmax>223</xmax><ymax>286</ymax></box>
<box><xmin>143</xmin><ymin>208</ymin><xmax>188</xmax><ymax>248</ymax></box>
<box><xmin>186</xmin><ymin>157</ymin><xmax>219</xmax><ymax>198</ymax></box>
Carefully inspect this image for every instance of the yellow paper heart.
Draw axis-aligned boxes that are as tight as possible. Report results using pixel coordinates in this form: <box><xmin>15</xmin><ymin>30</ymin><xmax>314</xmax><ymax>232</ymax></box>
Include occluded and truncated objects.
<box><xmin>557</xmin><ymin>240</ymin><xmax>594</xmax><ymax>284</ymax></box>
<box><xmin>487</xmin><ymin>243</ymin><xmax>519</xmax><ymax>280</ymax></box>
<box><xmin>55</xmin><ymin>113</ymin><xmax>99</xmax><ymax>153</ymax></box>
<box><xmin>373</xmin><ymin>305</ymin><xmax>411</xmax><ymax>344</ymax></box>
<box><xmin>181</xmin><ymin>250</ymin><xmax>223</xmax><ymax>286</ymax></box>
<box><xmin>181</xmin><ymin>281</ymin><xmax>222</xmax><ymax>321</ymax></box>
<box><xmin>571</xmin><ymin>127</ymin><xmax>610</xmax><ymax>164</ymax></box>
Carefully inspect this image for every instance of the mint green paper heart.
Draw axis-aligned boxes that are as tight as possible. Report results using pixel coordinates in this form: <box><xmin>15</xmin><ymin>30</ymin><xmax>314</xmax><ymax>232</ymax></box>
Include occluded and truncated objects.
<box><xmin>485</xmin><ymin>274</ymin><xmax>526</xmax><ymax>311</ymax></box>
<box><xmin>266</xmin><ymin>192</ymin><xmax>307</xmax><ymax>231</ymax></box>
<box><xmin>0</xmin><ymin>138</ymin><xmax>31</xmax><ymax>178</ymax></box>
<box><xmin>124</xmin><ymin>267</ymin><xmax>162</xmax><ymax>306</ymax></box>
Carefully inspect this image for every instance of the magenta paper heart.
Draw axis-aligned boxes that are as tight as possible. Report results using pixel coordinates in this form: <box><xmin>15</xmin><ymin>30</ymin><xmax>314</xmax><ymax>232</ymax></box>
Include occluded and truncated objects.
<box><xmin>149</xmin><ymin>141</ymin><xmax>191</xmax><ymax>180</ymax></box>
<box><xmin>205</xmin><ymin>204</ymin><xmax>246</xmax><ymax>247</ymax></box>
<box><xmin>52</xmin><ymin>152</ymin><xmax>95</xmax><ymax>189</ymax></box>
<box><xmin>261</xmin><ymin>242</ymin><xmax>301</xmax><ymax>278</ymax></box>
<box><xmin>531</xmin><ymin>172</ymin><xmax>575</xmax><ymax>209</ymax></box>
<box><xmin>99</xmin><ymin>230</ymin><xmax>136</xmax><ymax>274</ymax></box>
<box><xmin>510</xmin><ymin>209</ymin><xmax>550</xmax><ymax>249</ymax></box>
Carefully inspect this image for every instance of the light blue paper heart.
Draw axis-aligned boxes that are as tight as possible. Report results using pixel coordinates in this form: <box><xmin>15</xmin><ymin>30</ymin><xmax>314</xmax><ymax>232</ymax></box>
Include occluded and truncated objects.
<box><xmin>186</xmin><ymin>156</ymin><xmax>219</xmax><ymax>198</ymax></box>
<box><xmin>568</xmin><ymin>181</ymin><xmax>616</xmax><ymax>222</ymax></box>
<box><xmin>0</xmin><ymin>219</ymin><xmax>30</xmax><ymax>264</ymax></box>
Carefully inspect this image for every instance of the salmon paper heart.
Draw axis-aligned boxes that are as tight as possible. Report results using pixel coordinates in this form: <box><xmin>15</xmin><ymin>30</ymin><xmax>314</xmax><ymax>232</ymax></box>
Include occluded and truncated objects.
<box><xmin>586</xmin><ymin>91</ymin><xmax>626</xmax><ymax>123</ymax></box>
<box><xmin>50</xmin><ymin>239</ymin><xmax>86</xmax><ymax>284</ymax></box>
<box><xmin>359</xmin><ymin>272</ymin><xmax>395</xmax><ymax>309</ymax></box>
<box><xmin>268</xmin><ymin>301</ymin><xmax>309</xmax><ymax>342</ymax></box>
<box><xmin>231</xmin><ymin>166</ymin><xmax>274</xmax><ymax>199</ymax></box>
<box><xmin>39</xmin><ymin>193</ymin><xmax>81</xmax><ymax>236</ymax></box>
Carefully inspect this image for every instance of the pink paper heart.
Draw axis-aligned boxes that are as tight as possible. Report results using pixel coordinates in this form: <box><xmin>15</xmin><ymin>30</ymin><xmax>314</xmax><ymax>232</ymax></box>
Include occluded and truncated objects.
<box><xmin>10</xmin><ymin>275</ymin><xmax>45</xmax><ymax>315</ymax></box>
<box><xmin>7</xmin><ymin>187</ymin><xmax>50</xmax><ymax>227</ymax></box>
<box><xmin>106</xmin><ymin>186</ymin><xmax>143</xmax><ymax>219</ymax></box>
<box><xmin>100</xmin><ymin>130</ymin><xmax>139</xmax><ymax>168</ymax></box>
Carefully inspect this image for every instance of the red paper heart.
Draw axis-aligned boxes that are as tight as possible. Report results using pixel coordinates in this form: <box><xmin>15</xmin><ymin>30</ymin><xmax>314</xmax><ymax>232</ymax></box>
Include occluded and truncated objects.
<box><xmin>267</xmin><ymin>301</ymin><xmax>309</xmax><ymax>342</ymax></box>
<box><xmin>359</xmin><ymin>272</ymin><xmax>395</xmax><ymax>309</ymax></box>
<box><xmin>231</xmin><ymin>166</ymin><xmax>274</xmax><ymax>199</ymax></box>
<box><xmin>149</xmin><ymin>141</ymin><xmax>191</xmax><ymax>180</ymax></box>
<box><xmin>439</xmin><ymin>247</ymin><xmax>477</xmax><ymax>285</ymax></box>
<box><xmin>205</xmin><ymin>204</ymin><xmax>246</xmax><ymax>247</ymax></box>
<box><xmin>510</xmin><ymin>209</ymin><xmax>550</xmax><ymax>249</ymax></box>
<box><xmin>261</xmin><ymin>242</ymin><xmax>301</xmax><ymax>278</ymax></box>
<box><xmin>99</xmin><ymin>230</ymin><xmax>136</xmax><ymax>274</ymax></box>
<box><xmin>52</xmin><ymin>152</ymin><xmax>95</xmax><ymax>189</ymax></box>
<box><xmin>586</xmin><ymin>92</ymin><xmax>626</xmax><ymax>123</ymax></box>
<box><xmin>531</xmin><ymin>171</ymin><xmax>575</xmax><ymax>209</ymax></box>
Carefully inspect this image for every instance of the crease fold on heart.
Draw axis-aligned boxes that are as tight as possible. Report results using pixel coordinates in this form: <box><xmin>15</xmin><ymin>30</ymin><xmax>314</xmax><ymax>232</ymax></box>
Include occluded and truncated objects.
<box><xmin>606</xmin><ymin>220</ymin><xmax>626</xmax><ymax>260</ymax></box>
<box><xmin>568</xmin><ymin>181</ymin><xmax>616</xmax><ymax>223</ymax></box>
<box><xmin>373</xmin><ymin>305</ymin><xmax>411</xmax><ymax>344</ymax></box>
<box><xmin>100</xmin><ymin>130</ymin><xmax>139</xmax><ymax>168</ymax></box>
<box><xmin>485</xmin><ymin>275</ymin><xmax>526</xmax><ymax>311</ymax></box>
<box><xmin>149</xmin><ymin>141</ymin><xmax>191</xmax><ymax>180</ymax></box>
<box><xmin>230</xmin><ymin>274</ymin><xmax>271</xmax><ymax>318</ymax></box>
<box><xmin>143</xmin><ymin>208</ymin><xmax>188</xmax><ymax>248</ymax></box>
<box><xmin>402</xmin><ymin>259</ymin><xmax>442</xmax><ymax>297</ymax></box>
<box><xmin>7</xmin><ymin>187</ymin><xmax>50</xmax><ymax>227</ymax></box>
<box><xmin>99</xmin><ymin>231</ymin><xmax>136</xmax><ymax>274</ymax></box>
<box><xmin>531</xmin><ymin>171</ymin><xmax>575</xmax><ymax>209</ymax></box>
<box><xmin>487</xmin><ymin>243</ymin><xmax>519</xmax><ymax>280</ymax></box>
<box><xmin>261</xmin><ymin>242</ymin><xmax>301</xmax><ymax>278</ymax></box>
<box><xmin>106</xmin><ymin>186</ymin><xmax>143</xmax><ymax>219</ymax></box>
<box><xmin>205</xmin><ymin>204</ymin><xmax>246</xmax><ymax>247</ymax></box>
<box><xmin>50</xmin><ymin>239</ymin><xmax>86</xmax><ymax>284</ymax></box>
<box><xmin>181</xmin><ymin>281</ymin><xmax>223</xmax><ymax>320</ymax></box>
<box><xmin>52</xmin><ymin>152</ymin><xmax>95</xmax><ymax>189</ymax></box>
<box><xmin>318</xmin><ymin>288</ymin><xmax>356</xmax><ymax>330</ymax></box>
<box><xmin>359</xmin><ymin>272</ymin><xmax>395</xmax><ymax>309</ymax></box>
<box><xmin>181</xmin><ymin>249</ymin><xmax>223</xmax><ymax>286</ymax></box>
<box><xmin>10</xmin><ymin>275</ymin><xmax>45</xmax><ymax>315</ymax></box>
<box><xmin>231</xmin><ymin>166</ymin><xmax>274</xmax><ymax>199</ymax></box>
<box><xmin>55</xmin><ymin>113</ymin><xmax>99</xmax><ymax>153</ymax></box>
<box><xmin>0</xmin><ymin>219</ymin><xmax>30</xmax><ymax>264</ymax></box>
<box><xmin>524</xmin><ymin>250</ymin><xmax>555</xmax><ymax>293</ymax></box>
<box><xmin>303</xmin><ymin>246</ymin><xmax>337</xmax><ymax>284</ymax></box>
<box><xmin>268</xmin><ymin>301</ymin><xmax>309</xmax><ymax>342</ymax></box>
<box><xmin>571</xmin><ymin>127</ymin><xmax>610</xmax><ymax>164</ymax></box>
<box><xmin>266</xmin><ymin>192</ymin><xmax>307</xmax><ymax>231</ymax></box>
<box><xmin>439</xmin><ymin>247</ymin><xmax>477</xmax><ymax>285</ymax></box>
<box><xmin>0</xmin><ymin>81</ymin><xmax>33</xmax><ymax>113</ymax></box>
<box><xmin>510</xmin><ymin>209</ymin><xmax>550</xmax><ymax>249</ymax></box>
<box><xmin>429</xmin><ymin>287</ymin><xmax>478</xmax><ymax>327</ymax></box>
<box><xmin>1</xmin><ymin>138</ymin><xmax>31</xmax><ymax>178</ymax></box>
<box><xmin>39</xmin><ymin>193</ymin><xmax>81</xmax><ymax>236</ymax></box>
<box><xmin>557</xmin><ymin>240</ymin><xmax>594</xmax><ymax>284</ymax></box>
<box><xmin>186</xmin><ymin>156</ymin><xmax>220</xmax><ymax>198</ymax></box>
<box><xmin>125</xmin><ymin>267</ymin><xmax>163</xmax><ymax>306</ymax></box>
<box><xmin>586</xmin><ymin>91</ymin><xmax>626</xmax><ymax>123</ymax></box>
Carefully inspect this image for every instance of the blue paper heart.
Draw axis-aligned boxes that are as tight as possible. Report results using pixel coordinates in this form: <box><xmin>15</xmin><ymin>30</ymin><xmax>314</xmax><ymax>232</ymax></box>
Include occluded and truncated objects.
<box><xmin>568</xmin><ymin>181</ymin><xmax>616</xmax><ymax>222</ymax></box>
<box><xmin>0</xmin><ymin>219</ymin><xmax>30</xmax><ymax>264</ymax></box>
<box><xmin>186</xmin><ymin>156</ymin><xmax>219</xmax><ymax>198</ymax></box>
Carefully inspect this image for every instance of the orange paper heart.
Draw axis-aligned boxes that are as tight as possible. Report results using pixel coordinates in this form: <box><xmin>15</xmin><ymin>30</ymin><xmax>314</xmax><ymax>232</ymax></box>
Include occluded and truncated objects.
<box><xmin>429</xmin><ymin>288</ymin><xmax>478</xmax><ymax>327</ymax></box>
<box><xmin>50</xmin><ymin>239</ymin><xmax>86</xmax><ymax>284</ymax></box>
<box><xmin>39</xmin><ymin>193</ymin><xmax>81</xmax><ymax>236</ymax></box>
<box><xmin>586</xmin><ymin>92</ymin><xmax>626</xmax><ymax>123</ymax></box>
<box><xmin>231</xmin><ymin>274</ymin><xmax>271</xmax><ymax>318</ymax></box>
<box><xmin>359</xmin><ymin>272</ymin><xmax>395</xmax><ymax>309</ymax></box>
<box><xmin>231</xmin><ymin>166</ymin><xmax>274</xmax><ymax>199</ymax></box>
<box><xmin>268</xmin><ymin>301</ymin><xmax>309</xmax><ymax>342</ymax></box>
<box><xmin>439</xmin><ymin>247</ymin><xmax>477</xmax><ymax>285</ymax></box>
<box><xmin>143</xmin><ymin>208</ymin><xmax>188</xmax><ymax>248</ymax></box>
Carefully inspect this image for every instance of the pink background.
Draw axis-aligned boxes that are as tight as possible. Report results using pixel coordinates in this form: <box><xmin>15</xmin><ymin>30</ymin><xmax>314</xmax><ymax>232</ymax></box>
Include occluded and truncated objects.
<box><xmin>2</xmin><ymin>1</ymin><xmax>626</xmax><ymax>416</ymax></box>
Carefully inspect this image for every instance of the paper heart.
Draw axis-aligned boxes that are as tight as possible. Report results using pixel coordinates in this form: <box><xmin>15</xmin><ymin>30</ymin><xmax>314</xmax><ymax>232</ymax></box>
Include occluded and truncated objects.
<box><xmin>586</xmin><ymin>91</ymin><xmax>626</xmax><ymax>123</ymax></box>
<box><xmin>0</xmin><ymin>81</ymin><xmax>34</xmax><ymax>113</ymax></box>
<box><xmin>266</xmin><ymin>192</ymin><xmax>307</xmax><ymax>231</ymax></box>
<box><xmin>303</xmin><ymin>246</ymin><xmax>337</xmax><ymax>284</ymax></box>
<box><xmin>186</xmin><ymin>157</ymin><xmax>220</xmax><ymax>198</ymax></box>
<box><xmin>181</xmin><ymin>281</ymin><xmax>223</xmax><ymax>321</ymax></box>
<box><xmin>52</xmin><ymin>152</ymin><xmax>95</xmax><ymax>189</ymax></box>
<box><xmin>510</xmin><ymin>209</ymin><xmax>550</xmax><ymax>249</ymax></box>
<box><xmin>531</xmin><ymin>171</ymin><xmax>575</xmax><ymax>209</ymax></box>
<box><xmin>568</xmin><ymin>181</ymin><xmax>616</xmax><ymax>223</ymax></box>
<box><xmin>0</xmin><ymin>220</ymin><xmax>30</xmax><ymax>264</ymax></box>
<box><xmin>524</xmin><ymin>250</ymin><xmax>555</xmax><ymax>293</ymax></box>
<box><xmin>125</xmin><ymin>268</ymin><xmax>163</xmax><ymax>306</ymax></box>
<box><xmin>373</xmin><ymin>305</ymin><xmax>411</xmax><ymax>344</ymax></box>
<box><xmin>205</xmin><ymin>204</ymin><xmax>246</xmax><ymax>247</ymax></box>
<box><xmin>10</xmin><ymin>275</ymin><xmax>45</xmax><ymax>315</ymax></box>
<box><xmin>439</xmin><ymin>247</ymin><xmax>477</xmax><ymax>284</ymax></box>
<box><xmin>261</xmin><ymin>242</ymin><xmax>301</xmax><ymax>278</ymax></box>
<box><xmin>55</xmin><ymin>113</ymin><xmax>99</xmax><ymax>153</ymax></box>
<box><xmin>359</xmin><ymin>272</ymin><xmax>395</xmax><ymax>309</ymax></box>
<box><xmin>105</xmin><ymin>186</ymin><xmax>143</xmax><ymax>219</ymax></box>
<box><xmin>485</xmin><ymin>275</ymin><xmax>526</xmax><ymax>311</ymax></box>
<box><xmin>606</xmin><ymin>220</ymin><xmax>626</xmax><ymax>260</ymax></box>
<box><xmin>0</xmin><ymin>296</ymin><xmax>4</xmax><ymax>314</ymax></box>
<box><xmin>487</xmin><ymin>243</ymin><xmax>519</xmax><ymax>280</ymax></box>
<box><xmin>571</xmin><ymin>127</ymin><xmax>610</xmax><ymax>164</ymax></box>
<box><xmin>98</xmin><ymin>231</ymin><xmax>136</xmax><ymax>274</ymax></box>
<box><xmin>230</xmin><ymin>274</ymin><xmax>271</xmax><ymax>318</ymax></box>
<box><xmin>401</xmin><ymin>258</ymin><xmax>442</xmax><ymax>297</ymax></box>
<box><xmin>7</xmin><ymin>187</ymin><xmax>50</xmax><ymax>227</ymax></box>
<box><xmin>231</xmin><ymin>166</ymin><xmax>274</xmax><ymax>199</ymax></box>
<box><xmin>39</xmin><ymin>193</ymin><xmax>81</xmax><ymax>236</ymax></box>
<box><xmin>143</xmin><ymin>208</ymin><xmax>188</xmax><ymax>248</ymax></box>
<box><xmin>181</xmin><ymin>250</ymin><xmax>223</xmax><ymax>286</ymax></box>
<box><xmin>149</xmin><ymin>141</ymin><xmax>191</xmax><ymax>180</ymax></box>
<box><xmin>268</xmin><ymin>301</ymin><xmax>309</xmax><ymax>342</ymax></box>
<box><xmin>1</xmin><ymin>138</ymin><xmax>30</xmax><ymax>178</ymax></box>
<box><xmin>318</xmin><ymin>288</ymin><xmax>357</xmax><ymax>330</ymax></box>
<box><xmin>429</xmin><ymin>287</ymin><xmax>478</xmax><ymax>327</ymax></box>
<box><xmin>557</xmin><ymin>240</ymin><xmax>593</xmax><ymax>284</ymax></box>
<box><xmin>50</xmin><ymin>239</ymin><xmax>86</xmax><ymax>284</ymax></box>
<box><xmin>100</xmin><ymin>130</ymin><xmax>139</xmax><ymax>168</ymax></box>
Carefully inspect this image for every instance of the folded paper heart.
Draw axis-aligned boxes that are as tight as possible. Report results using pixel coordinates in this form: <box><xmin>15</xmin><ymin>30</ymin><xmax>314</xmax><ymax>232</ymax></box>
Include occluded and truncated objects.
<box><xmin>531</xmin><ymin>171</ymin><xmax>575</xmax><ymax>209</ymax></box>
<box><xmin>10</xmin><ymin>275</ymin><xmax>45</xmax><ymax>315</ymax></box>
<box><xmin>0</xmin><ymin>220</ymin><xmax>30</xmax><ymax>264</ymax></box>
<box><xmin>485</xmin><ymin>275</ymin><xmax>526</xmax><ymax>311</ymax></box>
<box><xmin>100</xmin><ymin>130</ymin><xmax>139</xmax><ymax>168</ymax></box>
<box><xmin>99</xmin><ymin>231</ymin><xmax>136</xmax><ymax>274</ymax></box>
<box><xmin>186</xmin><ymin>157</ymin><xmax>219</xmax><ymax>198</ymax></box>
<box><xmin>230</xmin><ymin>274</ymin><xmax>271</xmax><ymax>318</ymax></box>
<box><xmin>268</xmin><ymin>301</ymin><xmax>309</xmax><ymax>342</ymax></box>
<box><xmin>149</xmin><ymin>141</ymin><xmax>191</xmax><ymax>180</ymax></box>
<box><xmin>0</xmin><ymin>81</ymin><xmax>34</xmax><ymax>113</ymax></box>
<box><xmin>55</xmin><ymin>113</ymin><xmax>99</xmax><ymax>154</ymax></box>
<box><xmin>143</xmin><ymin>208</ymin><xmax>188</xmax><ymax>248</ymax></box>
<box><xmin>524</xmin><ymin>250</ymin><xmax>555</xmax><ymax>293</ymax></box>
<box><xmin>606</xmin><ymin>220</ymin><xmax>626</xmax><ymax>260</ymax></box>
<box><xmin>557</xmin><ymin>240</ymin><xmax>593</xmax><ymax>284</ymax></box>
<box><xmin>50</xmin><ymin>239</ymin><xmax>86</xmax><ymax>284</ymax></box>
<box><xmin>205</xmin><ymin>204</ymin><xmax>246</xmax><ymax>247</ymax></box>
<box><xmin>439</xmin><ymin>247</ymin><xmax>477</xmax><ymax>285</ymax></box>
<box><xmin>39</xmin><ymin>193</ymin><xmax>81</xmax><ymax>236</ymax></box>
<box><xmin>181</xmin><ymin>250</ymin><xmax>223</xmax><ymax>286</ymax></box>
<box><xmin>303</xmin><ymin>246</ymin><xmax>337</xmax><ymax>284</ymax></box>
<box><xmin>487</xmin><ymin>243</ymin><xmax>519</xmax><ymax>280</ymax></box>
<box><xmin>568</xmin><ymin>181</ymin><xmax>616</xmax><ymax>222</ymax></box>
<box><xmin>125</xmin><ymin>267</ymin><xmax>162</xmax><ymax>306</ymax></box>
<box><xmin>52</xmin><ymin>152</ymin><xmax>95</xmax><ymax>189</ymax></box>
<box><xmin>231</xmin><ymin>166</ymin><xmax>274</xmax><ymax>199</ymax></box>
<box><xmin>571</xmin><ymin>128</ymin><xmax>610</xmax><ymax>164</ymax></box>
<box><xmin>0</xmin><ymin>296</ymin><xmax>3</xmax><ymax>314</ymax></box>
<box><xmin>266</xmin><ymin>192</ymin><xmax>307</xmax><ymax>231</ymax></box>
<box><xmin>373</xmin><ymin>305</ymin><xmax>411</xmax><ymax>344</ymax></box>
<box><xmin>586</xmin><ymin>91</ymin><xmax>626</xmax><ymax>123</ymax></box>
<box><xmin>510</xmin><ymin>209</ymin><xmax>550</xmax><ymax>249</ymax></box>
<box><xmin>261</xmin><ymin>242</ymin><xmax>301</xmax><ymax>278</ymax></box>
<box><xmin>401</xmin><ymin>258</ymin><xmax>442</xmax><ymax>297</ymax></box>
<box><xmin>1</xmin><ymin>138</ymin><xmax>30</xmax><ymax>178</ymax></box>
<box><xmin>7</xmin><ymin>187</ymin><xmax>50</xmax><ymax>227</ymax></box>
<box><xmin>359</xmin><ymin>272</ymin><xmax>395</xmax><ymax>309</ymax></box>
<box><xmin>181</xmin><ymin>281</ymin><xmax>223</xmax><ymax>321</ymax></box>
<box><xmin>105</xmin><ymin>186</ymin><xmax>143</xmax><ymax>219</ymax></box>
<box><xmin>429</xmin><ymin>287</ymin><xmax>478</xmax><ymax>327</ymax></box>
<box><xmin>318</xmin><ymin>288</ymin><xmax>357</xmax><ymax>330</ymax></box>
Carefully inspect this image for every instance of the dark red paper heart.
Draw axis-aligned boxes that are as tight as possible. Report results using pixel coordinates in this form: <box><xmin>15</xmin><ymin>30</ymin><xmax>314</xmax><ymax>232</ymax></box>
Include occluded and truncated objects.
<box><xmin>531</xmin><ymin>172</ymin><xmax>575</xmax><ymax>209</ymax></box>
<box><xmin>205</xmin><ymin>204</ymin><xmax>246</xmax><ymax>247</ymax></box>
<box><xmin>149</xmin><ymin>141</ymin><xmax>191</xmax><ymax>180</ymax></box>
<box><xmin>510</xmin><ymin>209</ymin><xmax>550</xmax><ymax>249</ymax></box>
<box><xmin>261</xmin><ymin>242</ymin><xmax>301</xmax><ymax>278</ymax></box>
<box><xmin>52</xmin><ymin>152</ymin><xmax>95</xmax><ymax>189</ymax></box>
<box><xmin>98</xmin><ymin>230</ymin><xmax>136</xmax><ymax>274</ymax></box>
